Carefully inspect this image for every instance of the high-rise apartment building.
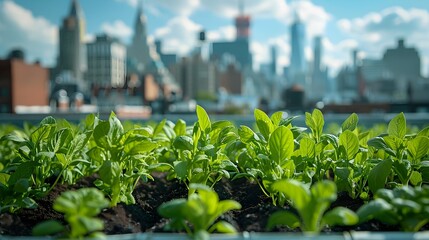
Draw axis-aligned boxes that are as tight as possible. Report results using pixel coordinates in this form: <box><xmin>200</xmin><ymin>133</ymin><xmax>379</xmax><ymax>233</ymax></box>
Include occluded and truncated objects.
<box><xmin>56</xmin><ymin>0</ymin><xmax>87</xmax><ymax>92</ymax></box>
<box><xmin>86</xmin><ymin>34</ymin><xmax>127</xmax><ymax>88</ymax></box>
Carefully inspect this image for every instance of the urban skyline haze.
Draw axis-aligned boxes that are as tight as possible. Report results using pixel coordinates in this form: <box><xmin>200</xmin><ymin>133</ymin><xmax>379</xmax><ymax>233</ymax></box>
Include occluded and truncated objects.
<box><xmin>1</xmin><ymin>0</ymin><xmax>429</xmax><ymax>77</ymax></box>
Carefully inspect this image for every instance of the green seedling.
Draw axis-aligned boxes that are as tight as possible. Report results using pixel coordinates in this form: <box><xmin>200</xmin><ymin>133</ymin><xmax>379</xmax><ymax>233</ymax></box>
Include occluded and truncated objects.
<box><xmin>357</xmin><ymin>185</ymin><xmax>429</xmax><ymax>231</ymax></box>
<box><xmin>158</xmin><ymin>183</ymin><xmax>241</xmax><ymax>240</ymax></box>
<box><xmin>32</xmin><ymin>187</ymin><xmax>109</xmax><ymax>238</ymax></box>
<box><xmin>267</xmin><ymin>179</ymin><xmax>358</xmax><ymax>233</ymax></box>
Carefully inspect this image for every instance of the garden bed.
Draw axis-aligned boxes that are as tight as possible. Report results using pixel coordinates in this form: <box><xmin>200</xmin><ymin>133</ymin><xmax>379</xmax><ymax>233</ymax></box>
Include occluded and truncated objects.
<box><xmin>0</xmin><ymin>172</ymin><xmax>413</xmax><ymax>236</ymax></box>
<box><xmin>1</xmin><ymin>107</ymin><xmax>429</xmax><ymax>239</ymax></box>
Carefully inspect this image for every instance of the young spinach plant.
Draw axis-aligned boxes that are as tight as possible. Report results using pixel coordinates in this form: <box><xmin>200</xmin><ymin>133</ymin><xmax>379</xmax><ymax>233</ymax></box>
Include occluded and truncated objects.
<box><xmin>32</xmin><ymin>188</ymin><xmax>109</xmax><ymax>238</ymax></box>
<box><xmin>267</xmin><ymin>179</ymin><xmax>358</xmax><ymax>233</ymax></box>
<box><xmin>158</xmin><ymin>183</ymin><xmax>241</xmax><ymax>240</ymax></box>
<box><xmin>357</xmin><ymin>185</ymin><xmax>429</xmax><ymax>231</ymax></box>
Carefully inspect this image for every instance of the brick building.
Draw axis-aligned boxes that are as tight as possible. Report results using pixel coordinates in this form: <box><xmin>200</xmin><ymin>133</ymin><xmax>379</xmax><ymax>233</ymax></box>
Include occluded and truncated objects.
<box><xmin>0</xmin><ymin>58</ymin><xmax>49</xmax><ymax>113</ymax></box>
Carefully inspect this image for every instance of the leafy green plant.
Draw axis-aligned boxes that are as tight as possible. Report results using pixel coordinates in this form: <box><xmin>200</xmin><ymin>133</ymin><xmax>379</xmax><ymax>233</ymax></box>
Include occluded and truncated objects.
<box><xmin>91</xmin><ymin>112</ymin><xmax>158</xmax><ymax>206</ymax></box>
<box><xmin>32</xmin><ymin>188</ymin><xmax>109</xmax><ymax>238</ymax></box>
<box><xmin>0</xmin><ymin>117</ymin><xmax>94</xmax><ymax>213</ymax></box>
<box><xmin>357</xmin><ymin>185</ymin><xmax>429</xmax><ymax>231</ymax></box>
<box><xmin>158</xmin><ymin>183</ymin><xmax>241</xmax><ymax>240</ymax></box>
<box><xmin>267</xmin><ymin>179</ymin><xmax>358</xmax><ymax>233</ymax></box>
<box><xmin>163</xmin><ymin>105</ymin><xmax>238</xmax><ymax>191</ymax></box>
<box><xmin>231</xmin><ymin>109</ymin><xmax>302</xmax><ymax>205</ymax></box>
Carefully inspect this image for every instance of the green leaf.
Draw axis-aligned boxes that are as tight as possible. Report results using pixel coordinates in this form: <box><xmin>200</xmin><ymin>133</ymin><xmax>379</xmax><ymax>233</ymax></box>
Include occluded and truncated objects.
<box><xmin>410</xmin><ymin>171</ymin><xmax>422</xmax><ymax>186</ymax></box>
<box><xmin>357</xmin><ymin>198</ymin><xmax>392</xmax><ymax>223</ymax></box>
<box><xmin>368</xmin><ymin>159</ymin><xmax>392</xmax><ymax>194</ymax></box>
<box><xmin>173</xmin><ymin>136</ymin><xmax>194</xmax><ymax>151</ymax></box>
<box><xmin>387</xmin><ymin>112</ymin><xmax>406</xmax><ymax>139</ymax></box>
<box><xmin>158</xmin><ymin>198</ymin><xmax>188</xmax><ymax>218</ymax></box>
<box><xmin>127</xmin><ymin>141</ymin><xmax>157</xmax><ymax>155</ymax></box>
<box><xmin>270</xmin><ymin>111</ymin><xmax>284</xmax><ymax>126</ymax></box>
<box><xmin>153</xmin><ymin>119</ymin><xmax>166</xmax><ymax>137</ymax></box>
<box><xmin>194</xmin><ymin>230</ymin><xmax>210</xmax><ymax>240</ymax></box>
<box><xmin>93</xmin><ymin>121</ymin><xmax>110</xmax><ymax>148</ymax></box>
<box><xmin>272</xmin><ymin>179</ymin><xmax>310</xmax><ymax>211</ymax></box>
<box><xmin>217</xmin><ymin>200</ymin><xmax>242</xmax><ymax>216</ymax></box>
<box><xmin>407</xmin><ymin>136</ymin><xmax>429</xmax><ymax>164</ymax></box>
<box><xmin>342</xmin><ymin>113</ymin><xmax>359</xmax><ymax>132</ymax></box>
<box><xmin>13</xmin><ymin>178</ymin><xmax>30</xmax><ymax>193</ymax></box>
<box><xmin>196</xmin><ymin>105</ymin><xmax>211</xmax><ymax>132</ymax></box>
<box><xmin>209</xmin><ymin>221</ymin><xmax>237</xmax><ymax>233</ymax></box>
<box><xmin>254</xmin><ymin>108</ymin><xmax>274</xmax><ymax>140</ymax></box>
<box><xmin>174</xmin><ymin>119</ymin><xmax>187</xmax><ymax>136</ymax></box>
<box><xmin>238</xmin><ymin>125</ymin><xmax>258</xmax><ymax>143</ymax></box>
<box><xmin>269</xmin><ymin>126</ymin><xmax>294</xmax><ymax>164</ymax></box>
<box><xmin>0</xmin><ymin>173</ymin><xmax>10</xmax><ymax>186</ymax></box>
<box><xmin>339</xmin><ymin>130</ymin><xmax>359</xmax><ymax>160</ymax></box>
<box><xmin>8</xmin><ymin>161</ymin><xmax>36</xmax><ymax>185</ymax></box>
<box><xmin>367</xmin><ymin>137</ymin><xmax>396</xmax><ymax>156</ymax></box>
<box><xmin>99</xmin><ymin>161</ymin><xmax>120</xmax><ymax>185</ymax></box>
<box><xmin>299</xmin><ymin>137</ymin><xmax>315</xmax><ymax>158</ymax></box>
<box><xmin>417</xmin><ymin>126</ymin><xmax>429</xmax><ymax>137</ymax></box>
<box><xmin>311</xmin><ymin>180</ymin><xmax>337</xmax><ymax>202</ymax></box>
<box><xmin>323</xmin><ymin>207</ymin><xmax>358</xmax><ymax>226</ymax></box>
<box><xmin>266</xmin><ymin>211</ymin><xmax>300</xmax><ymax>230</ymax></box>
<box><xmin>173</xmin><ymin>161</ymin><xmax>188</xmax><ymax>180</ymax></box>
<box><xmin>32</xmin><ymin>220</ymin><xmax>65</xmax><ymax>236</ymax></box>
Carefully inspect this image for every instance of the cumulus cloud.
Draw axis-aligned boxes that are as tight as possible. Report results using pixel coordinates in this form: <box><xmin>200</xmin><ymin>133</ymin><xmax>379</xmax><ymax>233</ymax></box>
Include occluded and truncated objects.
<box><xmin>101</xmin><ymin>20</ymin><xmax>133</xmax><ymax>42</ymax></box>
<box><xmin>200</xmin><ymin>0</ymin><xmax>330</xmax><ymax>38</ymax></box>
<box><xmin>206</xmin><ymin>26</ymin><xmax>235</xmax><ymax>42</ymax></box>
<box><xmin>117</xmin><ymin>0</ymin><xmax>199</xmax><ymax>16</ymax></box>
<box><xmin>153</xmin><ymin>16</ymin><xmax>202</xmax><ymax>55</ymax></box>
<box><xmin>0</xmin><ymin>0</ymin><xmax>57</xmax><ymax>66</ymax></box>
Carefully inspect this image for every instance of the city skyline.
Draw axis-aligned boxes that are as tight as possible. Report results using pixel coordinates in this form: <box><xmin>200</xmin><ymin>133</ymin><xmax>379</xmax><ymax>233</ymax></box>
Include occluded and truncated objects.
<box><xmin>1</xmin><ymin>0</ymin><xmax>429</xmax><ymax>76</ymax></box>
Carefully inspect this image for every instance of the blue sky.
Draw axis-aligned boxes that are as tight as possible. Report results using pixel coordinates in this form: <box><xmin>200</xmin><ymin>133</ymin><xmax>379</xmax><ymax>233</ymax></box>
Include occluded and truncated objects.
<box><xmin>1</xmin><ymin>0</ymin><xmax>429</xmax><ymax>76</ymax></box>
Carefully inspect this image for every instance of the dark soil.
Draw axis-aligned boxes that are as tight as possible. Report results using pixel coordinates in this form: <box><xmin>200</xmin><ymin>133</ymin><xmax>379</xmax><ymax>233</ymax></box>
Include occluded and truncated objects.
<box><xmin>0</xmin><ymin>172</ymin><xmax>424</xmax><ymax>236</ymax></box>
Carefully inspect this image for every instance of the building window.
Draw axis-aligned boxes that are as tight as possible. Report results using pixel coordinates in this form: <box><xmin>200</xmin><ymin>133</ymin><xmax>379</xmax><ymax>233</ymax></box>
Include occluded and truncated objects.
<box><xmin>0</xmin><ymin>104</ymin><xmax>10</xmax><ymax>113</ymax></box>
<box><xmin>0</xmin><ymin>88</ymin><xmax>9</xmax><ymax>97</ymax></box>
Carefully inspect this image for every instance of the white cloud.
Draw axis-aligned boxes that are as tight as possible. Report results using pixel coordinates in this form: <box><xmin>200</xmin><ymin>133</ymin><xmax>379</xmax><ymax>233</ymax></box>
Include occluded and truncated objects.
<box><xmin>117</xmin><ymin>0</ymin><xmax>199</xmax><ymax>16</ymax></box>
<box><xmin>101</xmin><ymin>20</ymin><xmax>133</xmax><ymax>42</ymax></box>
<box><xmin>206</xmin><ymin>26</ymin><xmax>235</xmax><ymax>42</ymax></box>
<box><xmin>153</xmin><ymin>16</ymin><xmax>202</xmax><ymax>55</ymax></box>
<box><xmin>0</xmin><ymin>0</ymin><xmax>57</xmax><ymax>66</ymax></box>
<box><xmin>200</xmin><ymin>0</ymin><xmax>330</xmax><ymax>38</ymax></box>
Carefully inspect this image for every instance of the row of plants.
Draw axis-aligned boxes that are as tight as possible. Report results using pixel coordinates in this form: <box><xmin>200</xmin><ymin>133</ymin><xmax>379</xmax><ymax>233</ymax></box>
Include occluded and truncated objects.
<box><xmin>1</xmin><ymin>106</ymin><xmax>428</xmax><ymax>239</ymax></box>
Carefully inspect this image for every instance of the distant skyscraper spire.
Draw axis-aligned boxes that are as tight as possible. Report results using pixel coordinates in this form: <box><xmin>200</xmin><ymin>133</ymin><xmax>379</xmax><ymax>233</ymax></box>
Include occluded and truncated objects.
<box><xmin>235</xmin><ymin>0</ymin><xmax>250</xmax><ymax>40</ymax></box>
<box><xmin>239</xmin><ymin>0</ymin><xmax>244</xmax><ymax>15</ymax></box>
<box><xmin>57</xmin><ymin>0</ymin><xmax>87</xmax><ymax>91</ymax></box>
<box><xmin>128</xmin><ymin>0</ymin><xmax>153</xmax><ymax>70</ymax></box>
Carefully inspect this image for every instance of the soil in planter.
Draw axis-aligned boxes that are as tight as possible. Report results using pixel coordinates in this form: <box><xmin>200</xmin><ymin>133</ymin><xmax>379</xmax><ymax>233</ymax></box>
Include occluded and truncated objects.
<box><xmin>0</xmin><ymin>173</ymin><xmax>426</xmax><ymax>236</ymax></box>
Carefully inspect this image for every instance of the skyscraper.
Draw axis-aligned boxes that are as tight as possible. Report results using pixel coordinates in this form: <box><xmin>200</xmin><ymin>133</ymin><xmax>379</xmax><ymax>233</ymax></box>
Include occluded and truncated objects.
<box><xmin>87</xmin><ymin>34</ymin><xmax>127</xmax><ymax>88</ymax></box>
<box><xmin>57</xmin><ymin>0</ymin><xmax>87</xmax><ymax>92</ymax></box>
<box><xmin>310</xmin><ymin>36</ymin><xmax>326</xmax><ymax>100</ymax></box>
<box><xmin>127</xmin><ymin>1</ymin><xmax>180</xmax><ymax>100</ymax></box>
<box><xmin>211</xmin><ymin>0</ymin><xmax>252</xmax><ymax>71</ymax></box>
<box><xmin>289</xmin><ymin>12</ymin><xmax>306</xmax><ymax>84</ymax></box>
<box><xmin>128</xmin><ymin>1</ymin><xmax>153</xmax><ymax>72</ymax></box>
<box><xmin>235</xmin><ymin>0</ymin><xmax>250</xmax><ymax>41</ymax></box>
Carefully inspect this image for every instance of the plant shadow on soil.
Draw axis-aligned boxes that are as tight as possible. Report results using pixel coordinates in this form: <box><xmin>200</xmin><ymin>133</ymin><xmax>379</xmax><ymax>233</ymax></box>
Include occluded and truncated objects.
<box><xmin>0</xmin><ymin>172</ymin><xmax>422</xmax><ymax>236</ymax></box>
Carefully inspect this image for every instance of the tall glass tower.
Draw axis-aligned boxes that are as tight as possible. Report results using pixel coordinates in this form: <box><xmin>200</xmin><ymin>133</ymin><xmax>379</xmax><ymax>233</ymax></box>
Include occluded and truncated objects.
<box><xmin>289</xmin><ymin>13</ymin><xmax>306</xmax><ymax>78</ymax></box>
